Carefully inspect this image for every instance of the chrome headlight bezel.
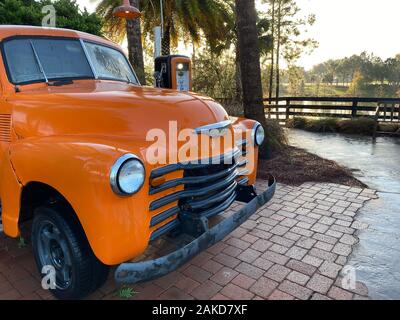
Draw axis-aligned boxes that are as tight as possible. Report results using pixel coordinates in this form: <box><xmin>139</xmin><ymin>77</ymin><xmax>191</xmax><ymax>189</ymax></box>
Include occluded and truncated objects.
<box><xmin>252</xmin><ymin>122</ymin><xmax>265</xmax><ymax>146</ymax></box>
<box><xmin>110</xmin><ymin>154</ymin><xmax>145</xmax><ymax>196</ymax></box>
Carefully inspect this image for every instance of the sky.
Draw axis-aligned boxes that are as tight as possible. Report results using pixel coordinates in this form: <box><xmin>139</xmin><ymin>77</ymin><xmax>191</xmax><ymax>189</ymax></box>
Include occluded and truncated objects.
<box><xmin>78</xmin><ymin>0</ymin><xmax>400</xmax><ymax>70</ymax></box>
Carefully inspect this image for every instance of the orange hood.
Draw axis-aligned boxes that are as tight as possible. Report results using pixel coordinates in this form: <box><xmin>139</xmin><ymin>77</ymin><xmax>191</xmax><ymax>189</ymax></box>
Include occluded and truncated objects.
<box><xmin>8</xmin><ymin>81</ymin><xmax>229</xmax><ymax>140</ymax></box>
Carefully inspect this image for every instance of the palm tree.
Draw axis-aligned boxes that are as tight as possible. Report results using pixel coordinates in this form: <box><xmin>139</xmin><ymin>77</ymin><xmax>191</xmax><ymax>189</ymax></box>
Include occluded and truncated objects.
<box><xmin>211</xmin><ymin>4</ymin><xmax>272</xmax><ymax>103</ymax></box>
<box><xmin>235</xmin><ymin>0</ymin><xmax>269</xmax><ymax>156</ymax></box>
<box><xmin>96</xmin><ymin>0</ymin><xmax>232</xmax><ymax>56</ymax></box>
<box><xmin>127</xmin><ymin>0</ymin><xmax>146</xmax><ymax>84</ymax></box>
<box><xmin>95</xmin><ymin>0</ymin><xmax>146</xmax><ymax>84</ymax></box>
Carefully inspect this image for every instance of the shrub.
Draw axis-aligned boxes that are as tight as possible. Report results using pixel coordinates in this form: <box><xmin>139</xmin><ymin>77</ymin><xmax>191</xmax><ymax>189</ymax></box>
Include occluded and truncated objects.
<box><xmin>222</xmin><ymin>100</ymin><xmax>244</xmax><ymax>117</ymax></box>
<box><xmin>287</xmin><ymin>116</ymin><xmax>378</xmax><ymax>136</ymax></box>
<box><xmin>263</xmin><ymin>119</ymin><xmax>288</xmax><ymax>158</ymax></box>
<box><xmin>287</xmin><ymin>117</ymin><xmax>307</xmax><ymax>129</ymax></box>
<box><xmin>287</xmin><ymin>117</ymin><xmax>338</xmax><ymax>133</ymax></box>
<box><xmin>378</xmin><ymin>123</ymin><xmax>400</xmax><ymax>133</ymax></box>
<box><xmin>337</xmin><ymin>118</ymin><xmax>375</xmax><ymax>135</ymax></box>
<box><xmin>304</xmin><ymin>118</ymin><xmax>338</xmax><ymax>133</ymax></box>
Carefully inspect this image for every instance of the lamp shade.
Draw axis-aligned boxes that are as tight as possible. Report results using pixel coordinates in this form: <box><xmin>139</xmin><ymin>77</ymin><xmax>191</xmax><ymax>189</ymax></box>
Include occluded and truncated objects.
<box><xmin>113</xmin><ymin>0</ymin><xmax>141</xmax><ymax>19</ymax></box>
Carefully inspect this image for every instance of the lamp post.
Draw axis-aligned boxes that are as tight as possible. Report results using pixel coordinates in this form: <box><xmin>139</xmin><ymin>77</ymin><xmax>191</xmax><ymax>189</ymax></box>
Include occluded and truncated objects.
<box><xmin>154</xmin><ymin>0</ymin><xmax>164</xmax><ymax>58</ymax></box>
<box><xmin>113</xmin><ymin>0</ymin><xmax>145</xmax><ymax>84</ymax></box>
<box><xmin>160</xmin><ymin>0</ymin><xmax>164</xmax><ymax>39</ymax></box>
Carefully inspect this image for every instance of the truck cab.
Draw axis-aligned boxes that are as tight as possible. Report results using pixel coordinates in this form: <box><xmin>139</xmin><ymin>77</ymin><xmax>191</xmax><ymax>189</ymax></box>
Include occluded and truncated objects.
<box><xmin>0</xmin><ymin>25</ymin><xmax>275</xmax><ymax>300</ymax></box>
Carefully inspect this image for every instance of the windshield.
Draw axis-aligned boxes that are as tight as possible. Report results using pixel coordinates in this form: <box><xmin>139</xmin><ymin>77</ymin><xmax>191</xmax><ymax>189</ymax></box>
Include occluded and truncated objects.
<box><xmin>84</xmin><ymin>41</ymin><xmax>137</xmax><ymax>84</ymax></box>
<box><xmin>2</xmin><ymin>37</ymin><xmax>139</xmax><ymax>85</ymax></box>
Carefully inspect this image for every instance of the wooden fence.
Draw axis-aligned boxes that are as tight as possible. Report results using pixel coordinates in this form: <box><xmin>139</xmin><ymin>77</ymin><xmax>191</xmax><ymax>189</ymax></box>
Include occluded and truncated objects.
<box><xmin>264</xmin><ymin>97</ymin><xmax>400</xmax><ymax>123</ymax></box>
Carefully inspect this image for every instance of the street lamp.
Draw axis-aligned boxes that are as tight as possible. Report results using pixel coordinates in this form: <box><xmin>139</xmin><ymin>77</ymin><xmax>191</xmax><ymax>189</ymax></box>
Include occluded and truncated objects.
<box><xmin>113</xmin><ymin>0</ymin><xmax>141</xmax><ymax>20</ymax></box>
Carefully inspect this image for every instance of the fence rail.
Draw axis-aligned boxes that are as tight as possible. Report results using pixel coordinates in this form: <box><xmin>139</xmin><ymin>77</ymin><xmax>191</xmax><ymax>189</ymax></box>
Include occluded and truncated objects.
<box><xmin>264</xmin><ymin>97</ymin><xmax>400</xmax><ymax>123</ymax></box>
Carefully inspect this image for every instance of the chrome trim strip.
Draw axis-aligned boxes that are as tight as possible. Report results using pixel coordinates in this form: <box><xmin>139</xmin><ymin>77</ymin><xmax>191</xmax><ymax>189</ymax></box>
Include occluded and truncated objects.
<box><xmin>236</xmin><ymin>139</ymin><xmax>249</xmax><ymax>147</ymax></box>
<box><xmin>186</xmin><ymin>181</ymin><xmax>237</xmax><ymax>211</ymax></box>
<box><xmin>150</xmin><ymin>161</ymin><xmax>240</xmax><ymax>195</ymax></box>
<box><xmin>238</xmin><ymin>177</ymin><xmax>250</xmax><ymax>185</ymax></box>
<box><xmin>150</xmin><ymin>206</ymin><xmax>180</xmax><ymax>227</ymax></box>
<box><xmin>110</xmin><ymin>153</ymin><xmax>145</xmax><ymax>196</ymax></box>
<box><xmin>194</xmin><ymin>120</ymin><xmax>232</xmax><ymax>135</ymax></box>
<box><xmin>149</xmin><ymin>169</ymin><xmax>238</xmax><ymax>211</ymax></box>
<box><xmin>203</xmin><ymin>191</ymin><xmax>237</xmax><ymax>219</ymax></box>
<box><xmin>238</xmin><ymin>169</ymin><xmax>250</xmax><ymax>176</ymax></box>
<box><xmin>150</xmin><ymin>149</ymin><xmax>241</xmax><ymax>179</ymax></box>
<box><xmin>150</xmin><ymin>219</ymin><xmax>180</xmax><ymax>241</ymax></box>
<box><xmin>237</xmin><ymin>159</ymin><xmax>248</xmax><ymax>167</ymax></box>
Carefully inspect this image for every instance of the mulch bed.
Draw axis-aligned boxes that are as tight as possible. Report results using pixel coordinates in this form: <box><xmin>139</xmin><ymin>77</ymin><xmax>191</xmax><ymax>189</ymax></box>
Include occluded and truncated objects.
<box><xmin>258</xmin><ymin>146</ymin><xmax>367</xmax><ymax>188</ymax></box>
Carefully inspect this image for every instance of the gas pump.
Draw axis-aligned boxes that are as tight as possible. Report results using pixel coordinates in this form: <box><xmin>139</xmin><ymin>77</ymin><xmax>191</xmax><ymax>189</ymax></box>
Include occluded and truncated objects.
<box><xmin>154</xmin><ymin>55</ymin><xmax>192</xmax><ymax>91</ymax></box>
<box><xmin>151</xmin><ymin>1</ymin><xmax>192</xmax><ymax>91</ymax></box>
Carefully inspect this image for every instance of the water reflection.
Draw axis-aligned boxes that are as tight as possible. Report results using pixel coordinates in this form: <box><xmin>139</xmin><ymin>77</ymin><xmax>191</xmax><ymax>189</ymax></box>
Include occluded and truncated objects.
<box><xmin>288</xmin><ymin>129</ymin><xmax>400</xmax><ymax>193</ymax></box>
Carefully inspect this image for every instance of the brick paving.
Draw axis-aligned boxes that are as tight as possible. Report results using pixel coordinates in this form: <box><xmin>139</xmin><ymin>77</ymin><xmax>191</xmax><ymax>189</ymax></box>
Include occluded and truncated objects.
<box><xmin>0</xmin><ymin>180</ymin><xmax>377</xmax><ymax>300</ymax></box>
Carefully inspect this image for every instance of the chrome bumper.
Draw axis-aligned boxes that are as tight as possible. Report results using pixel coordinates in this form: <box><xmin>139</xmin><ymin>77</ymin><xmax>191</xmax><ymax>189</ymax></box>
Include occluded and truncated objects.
<box><xmin>115</xmin><ymin>175</ymin><xmax>276</xmax><ymax>284</ymax></box>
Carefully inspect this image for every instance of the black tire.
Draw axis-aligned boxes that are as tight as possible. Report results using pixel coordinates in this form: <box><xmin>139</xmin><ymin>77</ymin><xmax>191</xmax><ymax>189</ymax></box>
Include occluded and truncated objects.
<box><xmin>31</xmin><ymin>204</ymin><xmax>109</xmax><ymax>300</ymax></box>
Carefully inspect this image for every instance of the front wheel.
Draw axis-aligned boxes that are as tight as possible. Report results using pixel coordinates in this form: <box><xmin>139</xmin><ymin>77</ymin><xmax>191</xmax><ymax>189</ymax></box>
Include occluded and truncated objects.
<box><xmin>31</xmin><ymin>205</ymin><xmax>109</xmax><ymax>300</ymax></box>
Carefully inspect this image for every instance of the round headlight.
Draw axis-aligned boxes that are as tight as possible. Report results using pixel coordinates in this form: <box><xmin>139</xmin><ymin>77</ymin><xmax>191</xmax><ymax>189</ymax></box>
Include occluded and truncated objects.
<box><xmin>253</xmin><ymin>123</ymin><xmax>265</xmax><ymax>146</ymax></box>
<box><xmin>110</xmin><ymin>154</ymin><xmax>145</xmax><ymax>196</ymax></box>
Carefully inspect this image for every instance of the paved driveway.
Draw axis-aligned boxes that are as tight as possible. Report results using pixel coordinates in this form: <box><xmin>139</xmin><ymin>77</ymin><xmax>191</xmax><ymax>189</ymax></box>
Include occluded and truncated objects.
<box><xmin>0</xmin><ymin>180</ymin><xmax>375</xmax><ymax>300</ymax></box>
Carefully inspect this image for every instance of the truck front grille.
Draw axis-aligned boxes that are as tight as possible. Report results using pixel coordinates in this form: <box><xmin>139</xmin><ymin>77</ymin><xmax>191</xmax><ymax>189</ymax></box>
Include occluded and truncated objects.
<box><xmin>149</xmin><ymin>144</ymin><xmax>249</xmax><ymax>241</ymax></box>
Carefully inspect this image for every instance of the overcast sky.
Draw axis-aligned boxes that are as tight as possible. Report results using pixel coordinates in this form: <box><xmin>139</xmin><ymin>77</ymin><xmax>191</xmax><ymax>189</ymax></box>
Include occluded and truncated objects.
<box><xmin>79</xmin><ymin>0</ymin><xmax>400</xmax><ymax>69</ymax></box>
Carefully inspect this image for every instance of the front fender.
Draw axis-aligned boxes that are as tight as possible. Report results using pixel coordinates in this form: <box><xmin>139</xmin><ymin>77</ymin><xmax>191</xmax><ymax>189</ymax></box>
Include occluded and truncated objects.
<box><xmin>9</xmin><ymin>136</ymin><xmax>153</xmax><ymax>265</ymax></box>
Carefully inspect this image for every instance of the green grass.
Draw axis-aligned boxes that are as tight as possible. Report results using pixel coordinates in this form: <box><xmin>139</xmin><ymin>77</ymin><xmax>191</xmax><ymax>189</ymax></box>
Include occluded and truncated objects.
<box><xmin>115</xmin><ymin>286</ymin><xmax>138</xmax><ymax>299</ymax></box>
<box><xmin>17</xmin><ymin>236</ymin><xmax>27</xmax><ymax>249</ymax></box>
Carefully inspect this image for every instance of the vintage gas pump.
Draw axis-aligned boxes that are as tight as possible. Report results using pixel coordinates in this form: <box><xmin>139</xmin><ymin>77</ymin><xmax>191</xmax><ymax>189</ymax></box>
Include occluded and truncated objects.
<box><xmin>152</xmin><ymin>1</ymin><xmax>192</xmax><ymax>91</ymax></box>
<box><xmin>154</xmin><ymin>55</ymin><xmax>192</xmax><ymax>91</ymax></box>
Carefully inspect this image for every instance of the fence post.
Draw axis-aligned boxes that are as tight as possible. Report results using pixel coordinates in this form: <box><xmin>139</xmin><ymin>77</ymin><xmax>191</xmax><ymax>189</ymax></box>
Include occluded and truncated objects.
<box><xmin>351</xmin><ymin>100</ymin><xmax>358</xmax><ymax>119</ymax></box>
<box><xmin>372</xmin><ymin>104</ymin><xmax>380</xmax><ymax>141</ymax></box>
<box><xmin>266</xmin><ymin>98</ymin><xmax>271</xmax><ymax>119</ymax></box>
<box><xmin>285</xmin><ymin>99</ymin><xmax>290</xmax><ymax>124</ymax></box>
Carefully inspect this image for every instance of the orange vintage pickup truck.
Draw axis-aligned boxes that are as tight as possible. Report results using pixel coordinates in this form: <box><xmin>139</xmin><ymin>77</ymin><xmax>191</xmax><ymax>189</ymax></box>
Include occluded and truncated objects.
<box><xmin>0</xmin><ymin>25</ymin><xmax>276</xmax><ymax>299</ymax></box>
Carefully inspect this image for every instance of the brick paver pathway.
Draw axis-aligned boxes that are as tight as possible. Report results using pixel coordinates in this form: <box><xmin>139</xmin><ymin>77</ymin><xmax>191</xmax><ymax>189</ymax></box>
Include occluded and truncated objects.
<box><xmin>0</xmin><ymin>181</ymin><xmax>377</xmax><ymax>300</ymax></box>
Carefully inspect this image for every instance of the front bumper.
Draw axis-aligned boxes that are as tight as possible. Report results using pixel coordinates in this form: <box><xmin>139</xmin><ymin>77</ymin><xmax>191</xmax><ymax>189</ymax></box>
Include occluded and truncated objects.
<box><xmin>115</xmin><ymin>175</ymin><xmax>276</xmax><ymax>284</ymax></box>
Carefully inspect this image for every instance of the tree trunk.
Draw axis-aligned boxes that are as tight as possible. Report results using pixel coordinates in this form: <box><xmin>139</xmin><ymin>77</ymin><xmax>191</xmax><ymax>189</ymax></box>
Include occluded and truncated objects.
<box><xmin>126</xmin><ymin>0</ymin><xmax>146</xmax><ymax>85</ymax></box>
<box><xmin>268</xmin><ymin>0</ymin><xmax>276</xmax><ymax>117</ymax></box>
<box><xmin>235</xmin><ymin>0</ymin><xmax>268</xmax><ymax>157</ymax></box>
<box><xmin>192</xmin><ymin>41</ymin><xmax>196</xmax><ymax>69</ymax></box>
<box><xmin>162</xmin><ymin>24</ymin><xmax>171</xmax><ymax>56</ymax></box>
<box><xmin>275</xmin><ymin>0</ymin><xmax>282</xmax><ymax>105</ymax></box>
<box><xmin>235</xmin><ymin>43</ymin><xmax>243</xmax><ymax>102</ymax></box>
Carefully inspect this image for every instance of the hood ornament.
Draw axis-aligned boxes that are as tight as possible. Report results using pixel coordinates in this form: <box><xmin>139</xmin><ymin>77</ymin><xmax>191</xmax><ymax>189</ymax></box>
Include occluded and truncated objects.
<box><xmin>194</xmin><ymin>120</ymin><xmax>232</xmax><ymax>138</ymax></box>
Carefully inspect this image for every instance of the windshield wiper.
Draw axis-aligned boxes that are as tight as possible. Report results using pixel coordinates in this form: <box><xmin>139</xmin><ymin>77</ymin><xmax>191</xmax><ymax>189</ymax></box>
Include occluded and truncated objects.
<box><xmin>48</xmin><ymin>79</ymin><xmax>74</xmax><ymax>87</ymax></box>
<box><xmin>125</xmin><ymin>75</ymin><xmax>133</xmax><ymax>84</ymax></box>
<box><xmin>29</xmin><ymin>40</ymin><xmax>49</xmax><ymax>84</ymax></box>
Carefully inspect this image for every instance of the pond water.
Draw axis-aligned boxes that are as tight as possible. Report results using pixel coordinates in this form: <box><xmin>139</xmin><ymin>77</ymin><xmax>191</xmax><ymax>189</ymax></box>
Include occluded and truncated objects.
<box><xmin>289</xmin><ymin>129</ymin><xmax>400</xmax><ymax>299</ymax></box>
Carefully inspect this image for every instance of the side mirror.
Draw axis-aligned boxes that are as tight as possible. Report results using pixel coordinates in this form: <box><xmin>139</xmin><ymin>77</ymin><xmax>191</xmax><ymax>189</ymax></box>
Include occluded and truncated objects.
<box><xmin>154</xmin><ymin>55</ymin><xmax>192</xmax><ymax>91</ymax></box>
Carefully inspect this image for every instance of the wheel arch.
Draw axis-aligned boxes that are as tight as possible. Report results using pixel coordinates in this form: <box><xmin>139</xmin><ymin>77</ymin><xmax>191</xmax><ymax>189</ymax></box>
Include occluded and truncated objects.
<box><xmin>19</xmin><ymin>181</ymin><xmax>82</xmax><ymax>229</ymax></box>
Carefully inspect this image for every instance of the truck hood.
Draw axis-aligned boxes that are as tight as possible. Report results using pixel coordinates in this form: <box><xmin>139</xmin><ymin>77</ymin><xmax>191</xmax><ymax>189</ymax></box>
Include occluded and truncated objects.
<box><xmin>9</xmin><ymin>81</ymin><xmax>229</xmax><ymax>142</ymax></box>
